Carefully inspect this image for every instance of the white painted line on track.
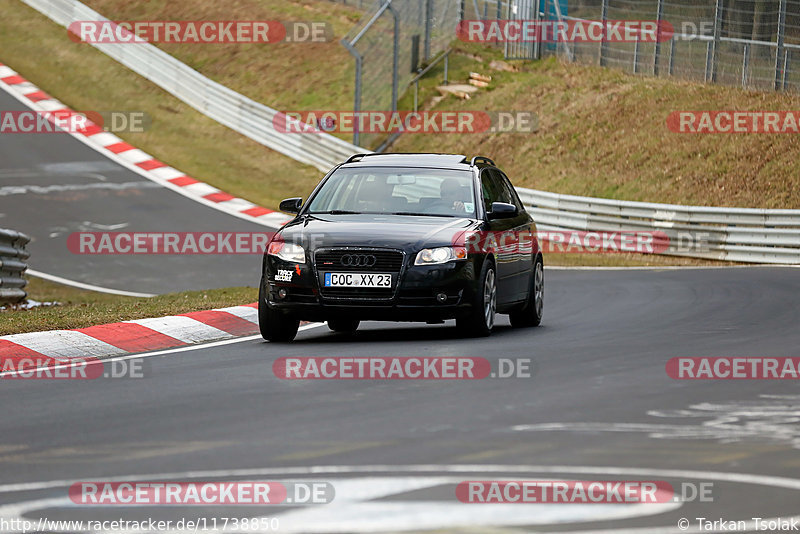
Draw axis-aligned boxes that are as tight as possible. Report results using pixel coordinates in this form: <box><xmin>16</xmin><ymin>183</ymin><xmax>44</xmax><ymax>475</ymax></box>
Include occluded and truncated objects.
<box><xmin>0</xmin><ymin>465</ymin><xmax>798</xmax><ymax>533</ymax></box>
<box><xmin>27</xmin><ymin>269</ymin><xmax>157</xmax><ymax>298</ymax></box>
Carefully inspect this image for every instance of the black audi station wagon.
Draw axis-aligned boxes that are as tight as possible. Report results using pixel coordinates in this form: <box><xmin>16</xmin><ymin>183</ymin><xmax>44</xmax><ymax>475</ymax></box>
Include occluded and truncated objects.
<box><xmin>259</xmin><ymin>153</ymin><xmax>544</xmax><ymax>341</ymax></box>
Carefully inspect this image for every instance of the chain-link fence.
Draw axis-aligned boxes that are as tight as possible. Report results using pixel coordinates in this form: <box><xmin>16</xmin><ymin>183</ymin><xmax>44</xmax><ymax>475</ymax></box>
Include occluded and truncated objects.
<box><xmin>340</xmin><ymin>0</ymin><xmax>461</xmax><ymax>146</ymax></box>
<box><xmin>526</xmin><ymin>0</ymin><xmax>800</xmax><ymax>92</ymax></box>
<box><xmin>335</xmin><ymin>0</ymin><xmax>800</xmax><ymax>146</ymax></box>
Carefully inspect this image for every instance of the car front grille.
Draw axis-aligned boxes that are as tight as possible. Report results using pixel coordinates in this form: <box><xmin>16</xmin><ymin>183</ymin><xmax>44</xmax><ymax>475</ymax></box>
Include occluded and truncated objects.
<box><xmin>314</xmin><ymin>249</ymin><xmax>404</xmax><ymax>272</ymax></box>
<box><xmin>315</xmin><ymin>248</ymin><xmax>404</xmax><ymax>301</ymax></box>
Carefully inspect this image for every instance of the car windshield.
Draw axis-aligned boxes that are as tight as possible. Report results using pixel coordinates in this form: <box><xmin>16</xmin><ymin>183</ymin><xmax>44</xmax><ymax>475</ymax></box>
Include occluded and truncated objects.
<box><xmin>307</xmin><ymin>167</ymin><xmax>477</xmax><ymax>217</ymax></box>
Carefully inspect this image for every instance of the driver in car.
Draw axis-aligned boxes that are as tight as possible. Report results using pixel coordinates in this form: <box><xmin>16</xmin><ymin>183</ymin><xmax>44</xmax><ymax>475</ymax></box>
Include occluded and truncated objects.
<box><xmin>434</xmin><ymin>178</ymin><xmax>467</xmax><ymax>213</ymax></box>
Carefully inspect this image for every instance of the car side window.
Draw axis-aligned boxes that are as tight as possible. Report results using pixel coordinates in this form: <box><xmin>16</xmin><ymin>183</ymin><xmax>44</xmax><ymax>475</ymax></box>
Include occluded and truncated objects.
<box><xmin>487</xmin><ymin>169</ymin><xmax>514</xmax><ymax>204</ymax></box>
<box><xmin>494</xmin><ymin>170</ymin><xmax>524</xmax><ymax>211</ymax></box>
<box><xmin>480</xmin><ymin>168</ymin><xmax>501</xmax><ymax>212</ymax></box>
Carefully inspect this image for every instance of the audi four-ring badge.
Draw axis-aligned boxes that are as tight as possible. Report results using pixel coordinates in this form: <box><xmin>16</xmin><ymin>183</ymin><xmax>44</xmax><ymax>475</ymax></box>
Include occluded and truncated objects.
<box><xmin>258</xmin><ymin>153</ymin><xmax>544</xmax><ymax>342</ymax></box>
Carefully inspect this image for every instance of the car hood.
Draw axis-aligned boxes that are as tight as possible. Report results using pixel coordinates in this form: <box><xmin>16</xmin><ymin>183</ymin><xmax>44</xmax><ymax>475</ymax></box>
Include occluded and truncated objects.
<box><xmin>279</xmin><ymin>214</ymin><xmax>482</xmax><ymax>252</ymax></box>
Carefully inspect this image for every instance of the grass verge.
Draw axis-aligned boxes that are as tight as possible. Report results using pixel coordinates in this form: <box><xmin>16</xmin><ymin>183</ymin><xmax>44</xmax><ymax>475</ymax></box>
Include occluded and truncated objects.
<box><xmin>1</xmin><ymin>277</ymin><xmax>256</xmax><ymax>336</ymax></box>
<box><xmin>392</xmin><ymin>44</ymin><xmax>800</xmax><ymax>208</ymax></box>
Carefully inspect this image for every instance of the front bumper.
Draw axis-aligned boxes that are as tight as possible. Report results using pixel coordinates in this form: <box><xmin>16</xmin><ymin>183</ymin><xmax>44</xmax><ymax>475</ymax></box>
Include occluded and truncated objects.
<box><xmin>263</xmin><ymin>254</ymin><xmax>479</xmax><ymax>322</ymax></box>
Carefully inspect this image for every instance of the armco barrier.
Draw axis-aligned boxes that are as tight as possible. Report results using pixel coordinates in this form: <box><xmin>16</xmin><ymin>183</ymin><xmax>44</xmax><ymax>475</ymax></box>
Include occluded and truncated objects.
<box><xmin>18</xmin><ymin>0</ymin><xmax>800</xmax><ymax>264</ymax></box>
<box><xmin>518</xmin><ymin>190</ymin><xmax>800</xmax><ymax>264</ymax></box>
<box><xmin>0</xmin><ymin>229</ymin><xmax>30</xmax><ymax>304</ymax></box>
<box><xmin>19</xmin><ymin>0</ymin><xmax>360</xmax><ymax>173</ymax></box>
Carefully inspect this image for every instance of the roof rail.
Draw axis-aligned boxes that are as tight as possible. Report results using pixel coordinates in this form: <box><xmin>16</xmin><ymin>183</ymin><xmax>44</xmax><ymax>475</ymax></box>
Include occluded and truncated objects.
<box><xmin>470</xmin><ymin>156</ymin><xmax>495</xmax><ymax>167</ymax></box>
<box><xmin>345</xmin><ymin>153</ymin><xmax>373</xmax><ymax>163</ymax></box>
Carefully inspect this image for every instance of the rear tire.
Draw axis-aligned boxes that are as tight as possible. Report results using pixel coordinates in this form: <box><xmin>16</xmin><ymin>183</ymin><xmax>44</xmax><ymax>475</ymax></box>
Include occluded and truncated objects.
<box><xmin>456</xmin><ymin>259</ymin><xmax>496</xmax><ymax>337</ymax></box>
<box><xmin>327</xmin><ymin>318</ymin><xmax>360</xmax><ymax>333</ymax></box>
<box><xmin>510</xmin><ymin>255</ymin><xmax>544</xmax><ymax>328</ymax></box>
<box><xmin>258</xmin><ymin>280</ymin><xmax>300</xmax><ymax>342</ymax></box>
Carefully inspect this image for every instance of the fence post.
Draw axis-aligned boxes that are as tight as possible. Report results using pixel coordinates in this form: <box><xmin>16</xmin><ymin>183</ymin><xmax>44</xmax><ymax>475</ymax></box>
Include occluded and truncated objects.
<box><xmin>341</xmin><ymin>39</ymin><xmax>362</xmax><ymax>146</ymax></box>
<box><xmin>633</xmin><ymin>34</ymin><xmax>640</xmax><ymax>73</ymax></box>
<box><xmin>459</xmin><ymin>0</ymin><xmax>465</xmax><ymax>23</ymax></box>
<box><xmin>424</xmin><ymin>0</ymin><xmax>433</xmax><ymax>61</ymax></box>
<box><xmin>533</xmin><ymin>0</ymin><xmax>541</xmax><ymax>60</ymax></box>
<box><xmin>774</xmin><ymin>0</ymin><xmax>787</xmax><ymax>90</ymax></box>
<box><xmin>653</xmin><ymin>0</ymin><xmax>664</xmax><ymax>75</ymax></box>
<box><xmin>669</xmin><ymin>36</ymin><xmax>675</xmax><ymax>76</ymax></box>
<box><xmin>599</xmin><ymin>0</ymin><xmax>608</xmax><ymax>66</ymax></box>
<box><xmin>783</xmin><ymin>49</ymin><xmax>790</xmax><ymax>90</ymax></box>
<box><xmin>707</xmin><ymin>0</ymin><xmax>722</xmax><ymax>83</ymax></box>
<box><xmin>389</xmin><ymin>3</ymin><xmax>399</xmax><ymax>112</ymax></box>
<box><xmin>741</xmin><ymin>43</ymin><xmax>750</xmax><ymax>88</ymax></box>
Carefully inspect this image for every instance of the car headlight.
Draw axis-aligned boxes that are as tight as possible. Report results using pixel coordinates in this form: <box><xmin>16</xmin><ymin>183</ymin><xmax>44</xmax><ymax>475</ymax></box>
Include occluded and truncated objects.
<box><xmin>267</xmin><ymin>241</ymin><xmax>306</xmax><ymax>263</ymax></box>
<box><xmin>415</xmin><ymin>246</ymin><xmax>467</xmax><ymax>265</ymax></box>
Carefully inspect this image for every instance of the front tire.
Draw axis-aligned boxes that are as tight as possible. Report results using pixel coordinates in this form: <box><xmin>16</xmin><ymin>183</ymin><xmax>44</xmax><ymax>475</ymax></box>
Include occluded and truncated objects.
<box><xmin>510</xmin><ymin>255</ymin><xmax>544</xmax><ymax>328</ymax></box>
<box><xmin>258</xmin><ymin>280</ymin><xmax>300</xmax><ymax>342</ymax></box>
<box><xmin>327</xmin><ymin>318</ymin><xmax>360</xmax><ymax>333</ymax></box>
<box><xmin>456</xmin><ymin>259</ymin><xmax>497</xmax><ymax>337</ymax></box>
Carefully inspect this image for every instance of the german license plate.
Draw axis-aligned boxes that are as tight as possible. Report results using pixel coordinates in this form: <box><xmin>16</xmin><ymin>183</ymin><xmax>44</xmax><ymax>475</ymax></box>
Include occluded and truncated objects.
<box><xmin>324</xmin><ymin>272</ymin><xmax>392</xmax><ymax>288</ymax></box>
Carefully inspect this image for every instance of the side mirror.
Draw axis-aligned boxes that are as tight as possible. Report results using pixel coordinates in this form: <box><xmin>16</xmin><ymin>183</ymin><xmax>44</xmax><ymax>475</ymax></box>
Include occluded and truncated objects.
<box><xmin>279</xmin><ymin>197</ymin><xmax>303</xmax><ymax>214</ymax></box>
<box><xmin>488</xmin><ymin>202</ymin><xmax>518</xmax><ymax>220</ymax></box>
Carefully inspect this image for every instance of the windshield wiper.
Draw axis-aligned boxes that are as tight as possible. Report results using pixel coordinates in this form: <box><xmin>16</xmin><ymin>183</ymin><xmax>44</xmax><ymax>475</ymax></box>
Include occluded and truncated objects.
<box><xmin>390</xmin><ymin>212</ymin><xmax>457</xmax><ymax>217</ymax></box>
<box><xmin>313</xmin><ymin>210</ymin><xmax>361</xmax><ymax>215</ymax></box>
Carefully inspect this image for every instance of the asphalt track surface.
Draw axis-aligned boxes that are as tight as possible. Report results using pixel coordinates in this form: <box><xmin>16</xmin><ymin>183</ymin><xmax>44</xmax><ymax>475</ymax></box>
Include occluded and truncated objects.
<box><xmin>2</xmin><ymin>267</ymin><xmax>799</xmax><ymax>532</ymax></box>
<box><xmin>0</xmin><ymin>90</ymin><xmax>274</xmax><ymax>294</ymax></box>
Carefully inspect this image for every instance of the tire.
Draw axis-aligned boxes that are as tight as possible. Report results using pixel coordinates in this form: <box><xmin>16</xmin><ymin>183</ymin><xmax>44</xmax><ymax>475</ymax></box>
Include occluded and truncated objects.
<box><xmin>327</xmin><ymin>318</ymin><xmax>360</xmax><ymax>333</ymax></box>
<box><xmin>456</xmin><ymin>259</ymin><xmax>497</xmax><ymax>337</ymax></box>
<box><xmin>258</xmin><ymin>280</ymin><xmax>300</xmax><ymax>342</ymax></box>
<box><xmin>510</xmin><ymin>255</ymin><xmax>544</xmax><ymax>328</ymax></box>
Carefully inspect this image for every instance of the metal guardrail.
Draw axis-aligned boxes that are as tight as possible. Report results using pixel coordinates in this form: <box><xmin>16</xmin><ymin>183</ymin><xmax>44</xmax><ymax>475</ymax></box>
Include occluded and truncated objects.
<box><xmin>20</xmin><ymin>0</ymin><xmax>361</xmax><ymax>173</ymax></box>
<box><xmin>517</xmin><ymin>190</ymin><xmax>800</xmax><ymax>264</ymax></box>
<box><xmin>0</xmin><ymin>229</ymin><xmax>30</xmax><ymax>304</ymax></box>
<box><xmin>19</xmin><ymin>0</ymin><xmax>800</xmax><ymax>264</ymax></box>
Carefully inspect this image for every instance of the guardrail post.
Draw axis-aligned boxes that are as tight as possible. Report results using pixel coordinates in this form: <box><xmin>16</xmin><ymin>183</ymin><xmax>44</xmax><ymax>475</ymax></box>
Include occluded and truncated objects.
<box><xmin>707</xmin><ymin>0</ymin><xmax>722</xmax><ymax>83</ymax></box>
<box><xmin>775</xmin><ymin>0</ymin><xmax>787</xmax><ymax>90</ymax></box>
<box><xmin>599</xmin><ymin>0</ymin><xmax>608</xmax><ymax>66</ymax></box>
<box><xmin>653</xmin><ymin>0</ymin><xmax>664</xmax><ymax>75</ymax></box>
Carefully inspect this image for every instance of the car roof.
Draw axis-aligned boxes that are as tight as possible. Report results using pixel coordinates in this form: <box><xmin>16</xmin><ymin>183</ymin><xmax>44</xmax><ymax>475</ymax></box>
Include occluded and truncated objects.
<box><xmin>340</xmin><ymin>153</ymin><xmax>472</xmax><ymax>170</ymax></box>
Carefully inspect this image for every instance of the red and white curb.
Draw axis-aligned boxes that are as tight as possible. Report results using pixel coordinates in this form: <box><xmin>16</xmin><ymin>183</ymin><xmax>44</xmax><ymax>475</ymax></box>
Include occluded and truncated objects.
<box><xmin>0</xmin><ymin>303</ymin><xmax>261</xmax><ymax>365</ymax></box>
<box><xmin>0</xmin><ymin>61</ymin><xmax>292</xmax><ymax>228</ymax></box>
